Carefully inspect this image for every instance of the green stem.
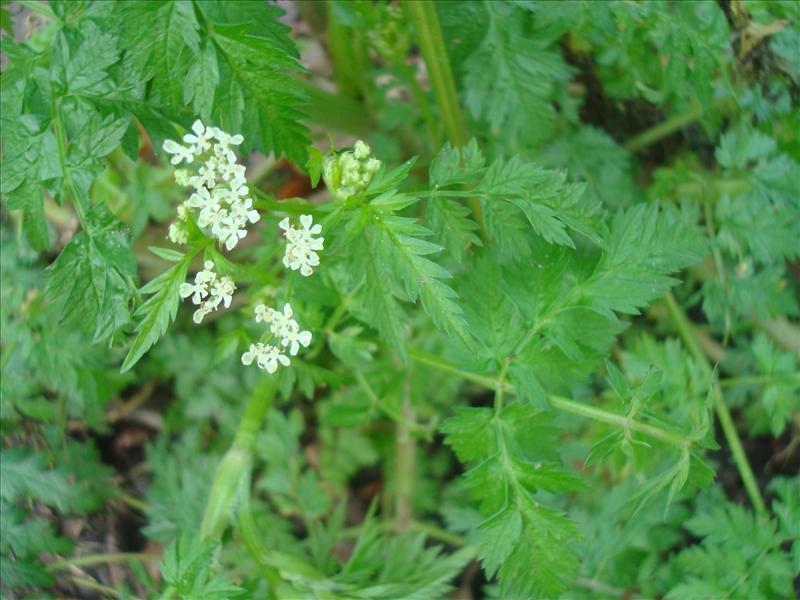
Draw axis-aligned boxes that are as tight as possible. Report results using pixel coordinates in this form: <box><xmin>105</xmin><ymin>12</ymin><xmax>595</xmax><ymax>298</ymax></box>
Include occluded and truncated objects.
<box><xmin>398</xmin><ymin>60</ymin><xmax>440</xmax><ymax>148</ymax></box>
<box><xmin>408</xmin><ymin>349</ymin><xmax>694</xmax><ymax>448</ymax></box>
<box><xmin>404</xmin><ymin>0</ymin><xmax>487</xmax><ymax>241</ymax></box>
<box><xmin>719</xmin><ymin>373</ymin><xmax>800</xmax><ymax>388</ymax></box>
<box><xmin>408</xmin><ymin>521</ymin><xmax>467</xmax><ymax>547</ymax></box>
<box><xmin>404</xmin><ymin>1</ymin><xmax>465</xmax><ymax>146</ymax></box>
<box><xmin>237</xmin><ymin>491</ymin><xmax>283</xmax><ymax>597</ymax></box>
<box><xmin>394</xmin><ymin>376</ymin><xmax>416</xmax><ymax>532</ymax></box>
<box><xmin>69</xmin><ymin>576</ymin><xmax>123</xmax><ymax>598</ymax></box>
<box><xmin>158</xmin><ymin>585</ymin><xmax>175</xmax><ymax>600</ymax></box>
<box><xmin>114</xmin><ymin>488</ymin><xmax>147</xmax><ymax>511</ymax></box>
<box><xmin>757</xmin><ymin>317</ymin><xmax>800</xmax><ymax>358</ymax></box>
<box><xmin>625</xmin><ymin>101</ymin><xmax>705</xmax><ymax>152</ymax></box>
<box><xmin>549</xmin><ymin>395</ymin><xmax>691</xmax><ymax>448</ymax></box>
<box><xmin>200</xmin><ymin>378</ymin><xmax>277</xmax><ymax>541</ymax></box>
<box><xmin>53</xmin><ymin>97</ymin><xmax>91</xmax><ymax>232</ymax></box>
<box><xmin>49</xmin><ymin>553</ymin><xmax>153</xmax><ymax>571</ymax></box>
<box><xmin>625</xmin><ymin>98</ymin><xmax>735</xmax><ymax>152</ymax></box>
<box><xmin>664</xmin><ymin>292</ymin><xmax>766</xmax><ymax>514</ymax></box>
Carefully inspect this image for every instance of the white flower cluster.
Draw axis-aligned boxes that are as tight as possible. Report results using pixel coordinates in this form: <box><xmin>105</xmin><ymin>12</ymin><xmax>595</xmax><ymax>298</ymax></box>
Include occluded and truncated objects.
<box><xmin>179</xmin><ymin>260</ymin><xmax>236</xmax><ymax>324</ymax></box>
<box><xmin>322</xmin><ymin>140</ymin><xmax>381</xmax><ymax>200</ymax></box>
<box><xmin>279</xmin><ymin>215</ymin><xmax>324</xmax><ymax>277</ymax></box>
<box><xmin>242</xmin><ymin>303</ymin><xmax>312</xmax><ymax>372</ymax></box>
<box><xmin>163</xmin><ymin>120</ymin><xmax>259</xmax><ymax>251</ymax></box>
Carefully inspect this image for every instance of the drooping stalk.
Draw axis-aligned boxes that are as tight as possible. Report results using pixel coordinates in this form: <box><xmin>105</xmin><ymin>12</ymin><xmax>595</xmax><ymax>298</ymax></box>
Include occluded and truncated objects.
<box><xmin>663</xmin><ymin>292</ymin><xmax>767</xmax><ymax>513</ymax></box>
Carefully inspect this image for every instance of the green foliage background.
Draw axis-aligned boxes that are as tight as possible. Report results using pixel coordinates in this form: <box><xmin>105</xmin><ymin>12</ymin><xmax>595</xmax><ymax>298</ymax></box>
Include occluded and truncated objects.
<box><xmin>1</xmin><ymin>1</ymin><xmax>798</xmax><ymax>599</ymax></box>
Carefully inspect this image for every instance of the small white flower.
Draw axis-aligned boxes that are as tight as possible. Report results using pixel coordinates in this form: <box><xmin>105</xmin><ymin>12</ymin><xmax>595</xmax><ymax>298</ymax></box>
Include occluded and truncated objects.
<box><xmin>260</xmin><ymin>344</ymin><xmax>290</xmax><ymax>373</ymax></box>
<box><xmin>163</xmin><ymin>139</ymin><xmax>194</xmax><ymax>165</ymax></box>
<box><xmin>183</xmin><ymin>119</ymin><xmax>212</xmax><ymax>153</ymax></box>
<box><xmin>241</xmin><ymin>342</ymin><xmax>289</xmax><ymax>373</ymax></box>
<box><xmin>241</xmin><ymin>343</ymin><xmax>260</xmax><ymax>366</ymax></box>
<box><xmin>282</xmin><ymin>326</ymin><xmax>312</xmax><ymax>356</ymax></box>
<box><xmin>180</xmin><ymin>260</ymin><xmax>234</xmax><ymax>323</ymax></box>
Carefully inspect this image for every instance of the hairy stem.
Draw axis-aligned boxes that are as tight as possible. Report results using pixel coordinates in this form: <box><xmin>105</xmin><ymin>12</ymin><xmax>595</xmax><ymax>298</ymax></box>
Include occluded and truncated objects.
<box><xmin>664</xmin><ymin>292</ymin><xmax>767</xmax><ymax>513</ymax></box>
<box><xmin>404</xmin><ymin>0</ymin><xmax>488</xmax><ymax>240</ymax></box>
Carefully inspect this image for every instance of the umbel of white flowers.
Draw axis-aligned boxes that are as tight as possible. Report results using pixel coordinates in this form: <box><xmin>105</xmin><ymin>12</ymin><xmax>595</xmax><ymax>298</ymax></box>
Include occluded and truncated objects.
<box><xmin>179</xmin><ymin>260</ymin><xmax>236</xmax><ymax>324</ymax></box>
<box><xmin>279</xmin><ymin>214</ymin><xmax>324</xmax><ymax>277</ymax></box>
<box><xmin>322</xmin><ymin>140</ymin><xmax>381</xmax><ymax>200</ymax></box>
<box><xmin>163</xmin><ymin>120</ymin><xmax>259</xmax><ymax>251</ymax></box>
<box><xmin>241</xmin><ymin>302</ymin><xmax>313</xmax><ymax>373</ymax></box>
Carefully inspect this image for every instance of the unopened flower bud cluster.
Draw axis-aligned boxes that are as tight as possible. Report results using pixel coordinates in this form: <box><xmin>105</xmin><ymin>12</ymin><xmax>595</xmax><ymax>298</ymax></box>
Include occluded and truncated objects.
<box><xmin>179</xmin><ymin>260</ymin><xmax>236</xmax><ymax>324</ymax></box>
<box><xmin>323</xmin><ymin>140</ymin><xmax>381</xmax><ymax>200</ymax></box>
<box><xmin>163</xmin><ymin>120</ymin><xmax>259</xmax><ymax>251</ymax></box>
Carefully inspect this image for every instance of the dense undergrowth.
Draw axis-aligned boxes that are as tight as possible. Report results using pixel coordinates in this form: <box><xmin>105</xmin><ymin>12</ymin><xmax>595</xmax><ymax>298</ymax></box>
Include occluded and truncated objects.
<box><xmin>1</xmin><ymin>1</ymin><xmax>799</xmax><ymax>598</ymax></box>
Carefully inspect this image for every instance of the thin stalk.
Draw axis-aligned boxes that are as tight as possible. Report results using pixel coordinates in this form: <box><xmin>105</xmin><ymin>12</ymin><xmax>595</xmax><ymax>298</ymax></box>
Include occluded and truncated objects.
<box><xmin>404</xmin><ymin>0</ymin><xmax>488</xmax><ymax>240</ymax></box>
<box><xmin>664</xmin><ymin>292</ymin><xmax>766</xmax><ymax>513</ymax></box>
<box><xmin>409</xmin><ymin>349</ymin><xmax>694</xmax><ymax>448</ymax></box>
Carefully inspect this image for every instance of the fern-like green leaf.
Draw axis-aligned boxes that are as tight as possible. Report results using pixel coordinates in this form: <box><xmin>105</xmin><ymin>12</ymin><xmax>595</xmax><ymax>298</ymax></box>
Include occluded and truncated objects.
<box><xmin>121</xmin><ymin>250</ymin><xmax>193</xmax><ymax>372</ymax></box>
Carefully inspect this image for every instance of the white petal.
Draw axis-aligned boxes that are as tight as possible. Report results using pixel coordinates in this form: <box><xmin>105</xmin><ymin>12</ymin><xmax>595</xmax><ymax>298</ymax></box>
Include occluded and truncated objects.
<box><xmin>300</xmin><ymin>214</ymin><xmax>313</xmax><ymax>229</ymax></box>
<box><xmin>230</xmin><ymin>134</ymin><xmax>243</xmax><ymax>145</ymax></box>
<box><xmin>298</xmin><ymin>331</ymin><xmax>312</xmax><ymax>347</ymax></box>
<box><xmin>163</xmin><ymin>139</ymin><xmax>182</xmax><ymax>153</ymax></box>
<box><xmin>279</xmin><ymin>217</ymin><xmax>290</xmax><ymax>231</ymax></box>
<box><xmin>192</xmin><ymin>119</ymin><xmax>204</xmax><ymax>135</ymax></box>
<box><xmin>242</xmin><ymin>351</ymin><xmax>254</xmax><ymax>365</ymax></box>
<box><xmin>278</xmin><ymin>354</ymin><xmax>290</xmax><ymax>366</ymax></box>
<box><xmin>310</xmin><ymin>224</ymin><xmax>322</xmax><ymax>235</ymax></box>
<box><xmin>300</xmin><ymin>264</ymin><xmax>312</xmax><ymax>277</ymax></box>
<box><xmin>283</xmin><ymin>303</ymin><xmax>293</xmax><ymax>318</ymax></box>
